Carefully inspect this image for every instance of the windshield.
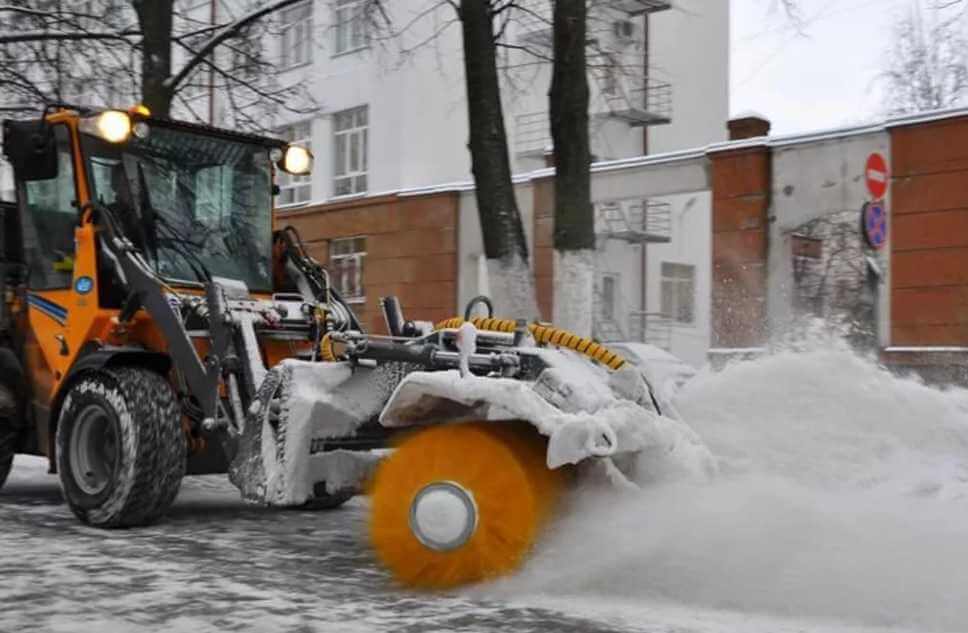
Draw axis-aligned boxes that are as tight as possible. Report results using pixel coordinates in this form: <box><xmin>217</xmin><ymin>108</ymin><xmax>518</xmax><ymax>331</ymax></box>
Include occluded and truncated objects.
<box><xmin>83</xmin><ymin>124</ymin><xmax>274</xmax><ymax>292</ymax></box>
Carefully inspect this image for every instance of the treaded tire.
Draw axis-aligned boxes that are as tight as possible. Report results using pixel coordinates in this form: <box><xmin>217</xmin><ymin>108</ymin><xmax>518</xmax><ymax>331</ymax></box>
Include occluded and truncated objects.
<box><xmin>0</xmin><ymin>384</ymin><xmax>17</xmax><ymax>490</ymax></box>
<box><xmin>56</xmin><ymin>368</ymin><xmax>186</xmax><ymax>528</ymax></box>
<box><xmin>299</xmin><ymin>482</ymin><xmax>354</xmax><ymax>510</ymax></box>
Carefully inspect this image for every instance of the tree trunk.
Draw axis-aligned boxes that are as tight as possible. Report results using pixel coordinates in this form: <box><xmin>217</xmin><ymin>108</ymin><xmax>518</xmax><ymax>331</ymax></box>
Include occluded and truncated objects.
<box><xmin>459</xmin><ymin>0</ymin><xmax>538</xmax><ymax>319</ymax></box>
<box><xmin>550</xmin><ymin>0</ymin><xmax>594</xmax><ymax>336</ymax></box>
<box><xmin>132</xmin><ymin>0</ymin><xmax>175</xmax><ymax>117</ymax></box>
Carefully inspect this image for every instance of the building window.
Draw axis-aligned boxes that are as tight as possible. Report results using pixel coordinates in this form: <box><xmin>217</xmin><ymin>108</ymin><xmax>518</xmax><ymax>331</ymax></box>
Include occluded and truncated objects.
<box><xmin>276</xmin><ymin>121</ymin><xmax>313</xmax><ymax>205</ymax></box>
<box><xmin>333</xmin><ymin>105</ymin><xmax>368</xmax><ymax>196</ymax></box>
<box><xmin>280</xmin><ymin>1</ymin><xmax>313</xmax><ymax>69</ymax></box>
<box><xmin>661</xmin><ymin>262</ymin><xmax>695</xmax><ymax>324</ymax></box>
<box><xmin>330</xmin><ymin>236</ymin><xmax>366</xmax><ymax>300</ymax></box>
<box><xmin>601</xmin><ymin>274</ymin><xmax>617</xmax><ymax>321</ymax></box>
<box><xmin>334</xmin><ymin>0</ymin><xmax>368</xmax><ymax>55</ymax></box>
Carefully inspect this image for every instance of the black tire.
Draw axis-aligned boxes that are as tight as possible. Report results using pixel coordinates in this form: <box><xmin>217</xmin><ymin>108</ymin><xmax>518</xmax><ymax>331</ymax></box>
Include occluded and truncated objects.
<box><xmin>299</xmin><ymin>482</ymin><xmax>354</xmax><ymax>510</ymax></box>
<box><xmin>0</xmin><ymin>384</ymin><xmax>17</xmax><ymax>490</ymax></box>
<box><xmin>56</xmin><ymin>368</ymin><xmax>186</xmax><ymax>528</ymax></box>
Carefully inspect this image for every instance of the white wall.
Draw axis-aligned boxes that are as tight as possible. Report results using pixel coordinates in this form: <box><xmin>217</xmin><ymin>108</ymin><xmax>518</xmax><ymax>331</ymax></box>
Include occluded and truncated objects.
<box><xmin>456</xmin><ymin>154</ymin><xmax>714</xmax><ymax>367</ymax></box>
<box><xmin>265</xmin><ymin>0</ymin><xmax>729</xmax><ymax>207</ymax></box>
<box><xmin>767</xmin><ymin>131</ymin><xmax>890</xmax><ymax>341</ymax></box>
<box><xmin>642</xmin><ymin>191</ymin><xmax>712</xmax><ymax>367</ymax></box>
<box><xmin>649</xmin><ymin>0</ymin><xmax>731</xmax><ymax>152</ymax></box>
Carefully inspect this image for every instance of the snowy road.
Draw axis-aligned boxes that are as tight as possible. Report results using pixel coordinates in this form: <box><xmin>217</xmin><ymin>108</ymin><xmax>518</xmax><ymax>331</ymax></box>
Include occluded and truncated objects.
<box><xmin>3</xmin><ymin>344</ymin><xmax>968</xmax><ymax>633</ymax></box>
<box><xmin>0</xmin><ymin>458</ymin><xmax>639</xmax><ymax>633</ymax></box>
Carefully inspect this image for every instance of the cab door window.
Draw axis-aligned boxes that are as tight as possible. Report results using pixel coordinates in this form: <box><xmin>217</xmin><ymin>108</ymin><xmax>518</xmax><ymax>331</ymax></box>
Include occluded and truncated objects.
<box><xmin>21</xmin><ymin>125</ymin><xmax>77</xmax><ymax>289</ymax></box>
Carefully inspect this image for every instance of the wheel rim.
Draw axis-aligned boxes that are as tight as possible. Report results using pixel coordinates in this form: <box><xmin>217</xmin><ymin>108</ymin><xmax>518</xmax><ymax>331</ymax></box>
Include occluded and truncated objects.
<box><xmin>409</xmin><ymin>481</ymin><xmax>478</xmax><ymax>552</ymax></box>
<box><xmin>69</xmin><ymin>404</ymin><xmax>118</xmax><ymax>496</ymax></box>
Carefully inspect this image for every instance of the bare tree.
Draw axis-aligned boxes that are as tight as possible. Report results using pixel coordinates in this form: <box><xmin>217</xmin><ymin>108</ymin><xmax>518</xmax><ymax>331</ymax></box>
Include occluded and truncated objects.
<box><xmin>549</xmin><ymin>0</ymin><xmax>594</xmax><ymax>336</ymax></box>
<box><xmin>367</xmin><ymin>0</ymin><xmax>539</xmax><ymax>318</ymax></box>
<box><xmin>0</xmin><ymin>0</ymin><xmax>312</xmax><ymax>128</ymax></box>
<box><xmin>790</xmin><ymin>211</ymin><xmax>876</xmax><ymax>349</ymax></box>
<box><xmin>882</xmin><ymin>1</ymin><xmax>968</xmax><ymax>115</ymax></box>
<box><xmin>459</xmin><ymin>0</ymin><xmax>539</xmax><ymax>318</ymax></box>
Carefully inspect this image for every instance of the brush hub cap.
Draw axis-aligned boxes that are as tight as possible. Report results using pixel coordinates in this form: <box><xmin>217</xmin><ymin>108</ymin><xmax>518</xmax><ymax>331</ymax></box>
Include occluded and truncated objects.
<box><xmin>409</xmin><ymin>481</ymin><xmax>478</xmax><ymax>552</ymax></box>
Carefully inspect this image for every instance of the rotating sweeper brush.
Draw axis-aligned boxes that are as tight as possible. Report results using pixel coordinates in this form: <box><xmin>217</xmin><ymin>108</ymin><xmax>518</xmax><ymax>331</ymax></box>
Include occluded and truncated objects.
<box><xmin>348</xmin><ymin>300</ymin><xmax>705</xmax><ymax>589</ymax></box>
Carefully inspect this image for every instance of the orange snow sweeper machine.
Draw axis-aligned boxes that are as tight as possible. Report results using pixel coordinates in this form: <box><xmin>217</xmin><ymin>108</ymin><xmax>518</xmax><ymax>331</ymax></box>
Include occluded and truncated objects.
<box><xmin>0</xmin><ymin>104</ymin><xmax>674</xmax><ymax>589</ymax></box>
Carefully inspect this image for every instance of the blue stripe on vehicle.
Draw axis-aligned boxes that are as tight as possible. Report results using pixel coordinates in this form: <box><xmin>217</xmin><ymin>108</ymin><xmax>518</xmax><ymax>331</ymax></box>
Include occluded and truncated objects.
<box><xmin>27</xmin><ymin>293</ymin><xmax>68</xmax><ymax>324</ymax></box>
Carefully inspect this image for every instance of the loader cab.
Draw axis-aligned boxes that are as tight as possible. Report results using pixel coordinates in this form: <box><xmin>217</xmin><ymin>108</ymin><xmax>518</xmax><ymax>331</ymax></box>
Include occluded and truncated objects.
<box><xmin>0</xmin><ymin>105</ymin><xmax>314</xmax><ymax>456</ymax></box>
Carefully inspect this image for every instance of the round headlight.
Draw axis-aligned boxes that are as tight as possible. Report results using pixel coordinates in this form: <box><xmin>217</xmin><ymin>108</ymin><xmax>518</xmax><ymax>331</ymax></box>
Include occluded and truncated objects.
<box><xmin>132</xmin><ymin>121</ymin><xmax>150</xmax><ymax>139</ymax></box>
<box><xmin>282</xmin><ymin>145</ymin><xmax>313</xmax><ymax>175</ymax></box>
<box><xmin>97</xmin><ymin>110</ymin><xmax>132</xmax><ymax>143</ymax></box>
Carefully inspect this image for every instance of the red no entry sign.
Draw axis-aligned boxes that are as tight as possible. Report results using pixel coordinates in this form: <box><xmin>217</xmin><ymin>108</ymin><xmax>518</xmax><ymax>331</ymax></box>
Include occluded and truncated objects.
<box><xmin>865</xmin><ymin>153</ymin><xmax>889</xmax><ymax>199</ymax></box>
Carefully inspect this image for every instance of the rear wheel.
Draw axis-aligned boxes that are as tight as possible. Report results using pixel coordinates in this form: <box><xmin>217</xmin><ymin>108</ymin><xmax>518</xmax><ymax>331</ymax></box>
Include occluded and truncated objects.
<box><xmin>300</xmin><ymin>482</ymin><xmax>354</xmax><ymax>510</ymax></box>
<box><xmin>56</xmin><ymin>368</ymin><xmax>186</xmax><ymax>528</ymax></box>
<box><xmin>0</xmin><ymin>384</ymin><xmax>18</xmax><ymax>490</ymax></box>
<box><xmin>369</xmin><ymin>421</ymin><xmax>567</xmax><ymax>589</ymax></box>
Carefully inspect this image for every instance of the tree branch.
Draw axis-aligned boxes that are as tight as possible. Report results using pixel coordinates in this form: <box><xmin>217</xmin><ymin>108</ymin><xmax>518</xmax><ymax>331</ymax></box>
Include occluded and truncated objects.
<box><xmin>165</xmin><ymin>0</ymin><xmax>304</xmax><ymax>91</ymax></box>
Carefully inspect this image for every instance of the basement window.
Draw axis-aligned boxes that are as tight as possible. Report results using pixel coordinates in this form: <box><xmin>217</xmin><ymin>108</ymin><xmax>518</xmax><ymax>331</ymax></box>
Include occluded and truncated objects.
<box><xmin>330</xmin><ymin>236</ymin><xmax>366</xmax><ymax>301</ymax></box>
<box><xmin>661</xmin><ymin>262</ymin><xmax>695</xmax><ymax>325</ymax></box>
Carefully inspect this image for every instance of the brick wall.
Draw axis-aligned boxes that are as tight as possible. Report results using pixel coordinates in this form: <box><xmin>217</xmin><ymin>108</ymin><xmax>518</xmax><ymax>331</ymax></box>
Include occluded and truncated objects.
<box><xmin>275</xmin><ymin>192</ymin><xmax>460</xmax><ymax>333</ymax></box>
<box><xmin>708</xmin><ymin>145</ymin><xmax>771</xmax><ymax>348</ymax></box>
<box><xmin>890</xmin><ymin>115</ymin><xmax>968</xmax><ymax>347</ymax></box>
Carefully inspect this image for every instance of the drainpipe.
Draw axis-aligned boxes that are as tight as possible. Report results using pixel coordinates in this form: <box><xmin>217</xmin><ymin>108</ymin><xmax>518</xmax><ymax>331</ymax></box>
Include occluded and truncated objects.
<box><xmin>639</xmin><ymin>12</ymin><xmax>650</xmax><ymax>340</ymax></box>
<box><xmin>208</xmin><ymin>0</ymin><xmax>217</xmax><ymax>125</ymax></box>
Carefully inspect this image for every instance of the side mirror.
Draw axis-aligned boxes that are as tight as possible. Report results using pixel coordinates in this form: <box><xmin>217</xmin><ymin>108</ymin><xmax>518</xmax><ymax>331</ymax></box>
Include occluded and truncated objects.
<box><xmin>2</xmin><ymin>119</ymin><xmax>58</xmax><ymax>181</ymax></box>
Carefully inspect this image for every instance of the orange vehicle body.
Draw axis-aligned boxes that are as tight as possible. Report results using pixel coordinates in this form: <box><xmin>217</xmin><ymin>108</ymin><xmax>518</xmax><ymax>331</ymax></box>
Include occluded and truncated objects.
<box><xmin>9</xmin><ymin>109</ymin><xmax>302</xmax><ymax>466</ymax></box>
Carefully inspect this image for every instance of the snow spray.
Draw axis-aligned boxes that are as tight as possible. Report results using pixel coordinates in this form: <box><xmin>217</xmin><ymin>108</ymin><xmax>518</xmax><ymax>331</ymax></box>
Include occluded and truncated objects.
<box><xmin>488</xmin><ymin>336</ymin><xmax>968</xmax><ymax>632</ymax></box>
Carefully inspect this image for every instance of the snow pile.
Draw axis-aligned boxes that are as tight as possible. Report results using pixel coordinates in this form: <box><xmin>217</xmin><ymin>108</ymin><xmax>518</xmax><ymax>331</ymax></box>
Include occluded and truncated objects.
<box><xmin>230</xmin><ymin>360</ymin><xmax>399</xmax><ymax>505</ymax></box>
<box><xmin>492</xmin><ymin>342</ymin><xmax>968</xmax><ymax>632</ymax></box>
<box><xmin>380</xmin><ymin>347</ymin><xmax>713</xmax><ymax>477</ymax></box>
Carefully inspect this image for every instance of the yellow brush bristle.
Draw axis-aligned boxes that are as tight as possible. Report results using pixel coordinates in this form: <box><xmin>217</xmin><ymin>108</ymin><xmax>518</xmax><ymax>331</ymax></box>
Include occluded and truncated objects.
<box><xmin>369</xmin><ymin>421</ymin><xmax>567</xmax><ymax>590</ymax></box>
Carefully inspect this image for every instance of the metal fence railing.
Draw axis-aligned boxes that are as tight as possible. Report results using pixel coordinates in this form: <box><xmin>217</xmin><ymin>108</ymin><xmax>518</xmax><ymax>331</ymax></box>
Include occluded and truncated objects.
<box><xmin>628</xmin><ymin>311</ymin><xmax>672</xmax><ymax>350</ymax></box>
<box><xmin>603</xmin><ymin>76</ymin><xmax>672</xmax><ymax>126</ymax></box>
<box><xmin>609</xmin><ymin>0</ymin><xmax>672</xmax><ymax>16</ymax></box>
<box><xmin>596</xmin><ymin>198</ymin><xmax>672</xmax><ymax>243</ymax></box>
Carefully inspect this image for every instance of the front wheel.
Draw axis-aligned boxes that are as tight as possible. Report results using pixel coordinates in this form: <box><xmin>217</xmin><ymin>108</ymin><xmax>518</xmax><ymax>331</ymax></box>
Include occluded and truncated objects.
<box><xmin>0</xmin><ymin>384</ymin><xmax>18</xmax><ymax>490</ymax></box>
<box><xmin>56</xmin><ymin>368</ymin><xmax>186</xmax><ymax>528</ymax></box>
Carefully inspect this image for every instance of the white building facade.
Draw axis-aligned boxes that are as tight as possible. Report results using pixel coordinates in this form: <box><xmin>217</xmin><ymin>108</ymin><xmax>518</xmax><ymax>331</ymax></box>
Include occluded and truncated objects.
<box><xmin>180</xmin><ymin>0</ymin><xmax>730</xmax><ymax>367</ymax></box>
<box><xmin>0</xmin><ymin>0</ymin><xmax>729</xmax><ymax>367</ymax></box>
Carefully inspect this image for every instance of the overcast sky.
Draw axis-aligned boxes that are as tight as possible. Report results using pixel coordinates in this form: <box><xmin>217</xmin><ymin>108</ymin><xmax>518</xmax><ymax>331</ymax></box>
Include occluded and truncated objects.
<box><xmin>731</xmin><ymin>0</ymin><xmax>915</xmax><ymax>135</ymax></box>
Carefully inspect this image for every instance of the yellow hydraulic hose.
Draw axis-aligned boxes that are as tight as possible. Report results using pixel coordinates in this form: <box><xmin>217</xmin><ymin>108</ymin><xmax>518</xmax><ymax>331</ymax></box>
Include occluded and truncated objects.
<box><xmin>319</xmin><ymin>332</ymin><xmax>338</xmax><ymax>362</ymax></box>
<box><xmin>434</xmin><ymin>317</ymin><xmax>627</xmax><ymax>371</ymax></box>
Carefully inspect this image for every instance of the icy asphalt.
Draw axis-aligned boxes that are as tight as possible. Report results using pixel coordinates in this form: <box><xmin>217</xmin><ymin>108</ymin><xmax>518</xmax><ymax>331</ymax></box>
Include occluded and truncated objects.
<box><xmin>0</xmin><ymin>457</ymin><xmax>641</xmax><ymax>633</ymax></box>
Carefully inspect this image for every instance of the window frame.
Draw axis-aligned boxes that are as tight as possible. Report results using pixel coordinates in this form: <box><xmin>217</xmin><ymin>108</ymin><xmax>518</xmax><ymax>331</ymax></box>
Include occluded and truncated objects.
<box><xmin>332</xmin><ymin>0</ymin><xmax>369</xmax><ymax>56</ymax></box>
<box><xmin>600</xmin><ymin>273</ymin><xmax>618</xmax><ymax>321</ymax></box>
<box><xmin>275</xmin><ymin>120</ymin><xmax>313</xmax><ymax>206</ymax></box>
<box><xmin>660</xmin><ymin>262</ymin><xmax>696</xmax><ymax>325</ymax></box>
<box><xmin>331</xmin><ymin>105</ymin><xmax>368</xmax><ymax>198</ymax></box>
<box><xmin>279</xmin><ymin>0</ymin><xmax>314</xmax><ymax>70</ymax></box>
<box><xmin>21</xmin><ymin>124</ymin><xmax>80</xmax><ymax>291</ymax></box>
<box><xmin>329</xmin><ymin>236</ymin><xmax>366</xmax><ymax>303</ymax></box>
